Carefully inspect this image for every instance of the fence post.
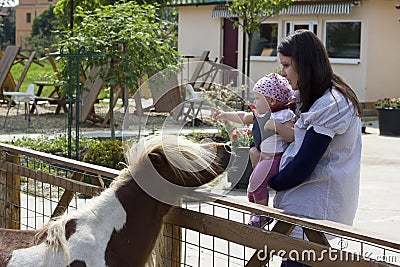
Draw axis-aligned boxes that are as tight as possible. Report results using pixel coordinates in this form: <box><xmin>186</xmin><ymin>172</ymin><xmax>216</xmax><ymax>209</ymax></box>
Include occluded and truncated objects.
<box><xmin>0</xmin><ymin>151</ymin><xmax>21</xmax><ymax>229</ymax></box>
<box><xmin>163</xmin><ymin>223</ymin><xmax>182</xmax><ymax>267</ymax></box>
<box><xmin>0</xmin><ymin>158</ymin><xmax>4</xmax><ymax>228</ymax></box>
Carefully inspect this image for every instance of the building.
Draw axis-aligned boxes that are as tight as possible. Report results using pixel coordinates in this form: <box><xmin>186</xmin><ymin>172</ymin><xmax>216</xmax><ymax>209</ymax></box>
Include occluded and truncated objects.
<box><xmin>14</xmin><ymin>0</ymin><xmax>57</xmax><ymax>49</ymax></box>
<box><xmin>169</xmin><ymin>0</ymin><xmax>400</xmax><ymax>106</ymax></box>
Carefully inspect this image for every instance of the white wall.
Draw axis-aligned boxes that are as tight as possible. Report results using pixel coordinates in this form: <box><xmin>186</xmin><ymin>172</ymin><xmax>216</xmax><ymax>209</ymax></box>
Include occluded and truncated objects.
<box><xmin>364</xmin><ymin>0</ymin><xmax>400</xmax><ymax>102</ymax></box>
<box><xmin>178</xmin><ymin>6</ymin><xmax>222</xmax><ymax>61</ymax></box>
<box><xmin>177</xmin><ymin>0</ymin><xmax>400</xmax><ymax>103</ymax></box>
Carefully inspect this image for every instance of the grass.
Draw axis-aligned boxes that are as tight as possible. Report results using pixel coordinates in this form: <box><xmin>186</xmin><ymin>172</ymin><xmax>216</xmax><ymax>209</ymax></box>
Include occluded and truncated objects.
<box><xmin>9</xmin><ymin>52</ymin><xmax>110</xmax><ymax>99</ymax></box>
<box><xmin>10</xmin><ymin>54</ymin><xmax>57</xmax><ymax>96</ymax></box>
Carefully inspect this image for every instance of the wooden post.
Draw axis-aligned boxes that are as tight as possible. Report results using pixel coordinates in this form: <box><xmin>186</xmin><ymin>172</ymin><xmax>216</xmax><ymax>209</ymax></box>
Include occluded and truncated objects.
<box><xmin>0</xmin><ymin>152</ymin><xmax>21</xmax><ymax>229</ymax></box>
<box><xmin>44</xmin><ymin>48</ymin><xmax>59</xmax><ymax>74</ymax></box>
<box><xmin>163</xmin><ymin>223</ymin><xmax>182</xmax><ymax>267</ymax></box>
<box><xmin>51</xmin><ymin>172</ymin><xmax>84</xmax><ymax>218</ymax></box>
<box><xmin>0</xmin><ymin>162</ymin><xmax>4</xmax><ymax>228</ymax></box>
<box><xmin>51</xmin><ymin>172</ymin><xmax>104</xmax><ymax>218</ymax></box>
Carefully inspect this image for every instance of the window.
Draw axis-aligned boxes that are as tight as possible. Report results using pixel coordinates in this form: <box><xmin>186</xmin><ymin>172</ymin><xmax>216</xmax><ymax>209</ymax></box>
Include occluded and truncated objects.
<box><xmin>250</xmin><ymin>23</ymin><xmax>278</xmax><ymax>57</ymax></box>
<box><xmin>26</xmin><ymin>12</ymin><xmax>31</xmax><ymax>23</ymax></box>
<box><xmin>325</xmin><ymin>21</ymin><xmax>361</xmax><ymax>59</ymax></box>
<box><xmin>286</xmin><ymin>21</ymin><xmax>317</xmax><ymax>36</ymax></box>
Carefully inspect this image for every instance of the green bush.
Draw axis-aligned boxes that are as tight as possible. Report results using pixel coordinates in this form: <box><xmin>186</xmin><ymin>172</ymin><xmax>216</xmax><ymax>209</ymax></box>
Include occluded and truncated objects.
<box><xmin>82</xmin><ymin>139</ymin><xmax>125</xmax><ymax>170</ymax></box>
<box><xmin>7</xmin><ymin>135</ymin><xmax>125</xmax><ymax>170</ymax></box>
<box><xmin>9</xmin><ymin>134</ymin><xmax>98</xmax><ymax>158</ymax></box>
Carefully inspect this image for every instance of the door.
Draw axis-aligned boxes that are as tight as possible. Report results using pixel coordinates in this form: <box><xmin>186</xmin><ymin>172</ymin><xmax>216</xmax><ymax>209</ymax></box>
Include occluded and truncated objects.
<box><xmin>223</xmin><ymin>18</ymin><xmax>238</xmax><ymax>68</ymax></box>
<box><xmin>223</xmin><ymin>18</ymin><xmax>238</xmax><ymax>86</ymax></box>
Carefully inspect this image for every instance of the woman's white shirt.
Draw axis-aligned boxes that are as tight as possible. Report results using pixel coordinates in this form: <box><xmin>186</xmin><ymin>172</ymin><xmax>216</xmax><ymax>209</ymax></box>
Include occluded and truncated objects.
<box><xmin>273</xmin><ymin>88</ymin><xmax>362</xmax><ymax>228</ymax></box>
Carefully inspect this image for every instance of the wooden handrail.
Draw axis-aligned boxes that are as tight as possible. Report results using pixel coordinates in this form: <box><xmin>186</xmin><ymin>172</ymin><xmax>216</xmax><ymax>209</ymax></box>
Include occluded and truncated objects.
<box><xmin>164</xmin><ymin>207</ymin><xmax>399</xmax><ymax>267</ymax></box>
<box><xmin>0</xmin><ymin>143</ymin><xmax>119</xmax><ymax>178</ymax></box>
<box><xmin>188</xmin><ymin>191</ymin><xmax>400</xmax><ymax>251</ymax></box>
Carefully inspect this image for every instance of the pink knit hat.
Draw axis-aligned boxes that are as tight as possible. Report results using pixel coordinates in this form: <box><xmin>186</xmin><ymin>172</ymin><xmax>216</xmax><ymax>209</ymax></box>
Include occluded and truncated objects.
<box><xmin>252</xmin><ymin>73</ymin><xmax>292</xmax><ymax>104</ymax></box>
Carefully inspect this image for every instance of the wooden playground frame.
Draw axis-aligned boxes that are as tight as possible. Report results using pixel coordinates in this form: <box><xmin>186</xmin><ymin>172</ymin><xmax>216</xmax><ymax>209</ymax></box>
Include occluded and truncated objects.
<box><xmin>0</xmin><ymin>142</ymin><xmax>399</xmax><ymax>266</ymax></box>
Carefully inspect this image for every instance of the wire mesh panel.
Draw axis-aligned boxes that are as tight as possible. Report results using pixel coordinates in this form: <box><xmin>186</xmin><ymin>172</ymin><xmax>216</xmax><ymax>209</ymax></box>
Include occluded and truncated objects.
<box><xmin>161</xmin><ymin>197</ymin><xmax>400</xmax><ymax>267</ymax></box>
<box><xmin>0</xmin><ymin>146</ymin><xmax>114</xmax><ymax>230</ymax></box>
<box><xmin>161</xmin><ymin>199</ymin><xmax>284</xmax><ymax>267</ymax></box>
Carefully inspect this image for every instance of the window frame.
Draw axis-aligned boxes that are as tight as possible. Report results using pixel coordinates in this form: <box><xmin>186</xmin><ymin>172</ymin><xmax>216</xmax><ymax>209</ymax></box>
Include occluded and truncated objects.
<box><xmin>26</xmin><ymin>12</ymin><xmax>31</xmax><ymax>23</ymax></box>
<box><xmin>285</xmin><ymin>21</ymin><xmax>318</xmax><ymax>36</ymax></box>
<box><xmin>249</xmin><ymin>21</ymin><xmax>279</xmax><ymax>62</ymax></box>
<box><xmin>324</xmin><ymin>19</ymin><xmax>362</xmax><ymax>64</ymax></box>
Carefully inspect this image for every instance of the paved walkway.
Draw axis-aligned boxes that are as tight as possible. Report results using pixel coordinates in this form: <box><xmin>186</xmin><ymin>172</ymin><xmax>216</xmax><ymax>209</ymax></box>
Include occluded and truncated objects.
<box><xmin>354</xmin><ymin>123</ymin><xmax>400</xmax><ymax>239</ymax></box>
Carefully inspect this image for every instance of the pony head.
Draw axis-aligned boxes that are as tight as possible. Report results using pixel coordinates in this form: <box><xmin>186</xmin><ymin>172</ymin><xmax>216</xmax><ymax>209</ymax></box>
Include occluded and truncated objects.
<box><xmin>124</xmin><ymin>134</ymin><xmax>231</xmax><ymax>205</ymax></box>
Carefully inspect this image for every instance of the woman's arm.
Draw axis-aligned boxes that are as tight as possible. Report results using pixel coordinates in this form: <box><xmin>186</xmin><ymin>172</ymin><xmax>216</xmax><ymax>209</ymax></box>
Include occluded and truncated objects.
<box><xmin>268</xmin><ymin>127</ymin><xmax>332</xmax><ymax>191</ymax></box>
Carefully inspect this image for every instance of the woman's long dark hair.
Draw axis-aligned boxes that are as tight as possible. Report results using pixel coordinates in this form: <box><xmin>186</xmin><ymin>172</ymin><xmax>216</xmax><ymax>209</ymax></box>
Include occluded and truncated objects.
<box><xmin>277</xmin><ymin>29</ymin><xmax>362</xmax><ymax>116</ymax></box>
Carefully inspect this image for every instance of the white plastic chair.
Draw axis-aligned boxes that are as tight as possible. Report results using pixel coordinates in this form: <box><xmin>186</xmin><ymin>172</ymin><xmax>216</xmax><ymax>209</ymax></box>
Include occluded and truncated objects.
<box><xmin>3</xmin><ymin>84</ymin><xmax>43</xmax><ymax>131</ymax></box>
<box><xmin>179</xmin><ymin>84</ymin><xmax>204</xmax><ymax>127</ymax></box>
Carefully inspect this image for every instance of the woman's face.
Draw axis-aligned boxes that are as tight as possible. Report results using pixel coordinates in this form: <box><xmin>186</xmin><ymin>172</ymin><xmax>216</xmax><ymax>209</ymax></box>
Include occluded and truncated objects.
<box><xmin>253</xmin><ymin>92</ymin><xmax>270</xmax><ymax>115</ymax></box>
<box><xmin>278</xmin><ymin>53</ymin><xmax>299</xmax><ymax>90</ymax></box>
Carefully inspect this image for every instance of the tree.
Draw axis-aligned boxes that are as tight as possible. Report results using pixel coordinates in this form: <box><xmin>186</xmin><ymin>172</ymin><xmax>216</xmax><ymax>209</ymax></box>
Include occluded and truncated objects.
<box><xmin>53</xmin><ymin>0</ymin><xmax>171</xmax><ymax>32</ymax></box>
<box><xmin>59</xmin><ymin>1</ymin><xmax>180</xmax><ymax>94</ymax></box>
<box><xmin>0</xmin><ymin>7</ymin><xmax>15</xmax><ymax>49</ymax></box>
<box><xmin>228</xmin><ymin>0</ymin><xmax>292</xmax><ymax>78</ymax></box>
<box><xmin>25</xmin><ymin>4</ymin><xmax>64</xmax><ymax>56</ymax></box>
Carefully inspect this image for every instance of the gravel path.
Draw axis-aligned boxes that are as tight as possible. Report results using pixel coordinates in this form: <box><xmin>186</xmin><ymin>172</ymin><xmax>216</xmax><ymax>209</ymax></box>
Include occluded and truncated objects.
<box><xmin>0</xmin><ymin>100</ymin><xmax>216</xmax><ymax>138</ymax></box>
<box><xmin>0</xmin><ymin>101</ymin><xmax>128</xmax><ymax>136</ymax></box>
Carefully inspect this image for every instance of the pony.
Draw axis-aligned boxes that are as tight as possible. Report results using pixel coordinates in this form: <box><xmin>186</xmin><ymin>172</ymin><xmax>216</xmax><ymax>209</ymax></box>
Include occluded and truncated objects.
<box><xmin>0</xmin><ymin>135</ymin><xmax>231</xmax><ymax>267</ymax></box>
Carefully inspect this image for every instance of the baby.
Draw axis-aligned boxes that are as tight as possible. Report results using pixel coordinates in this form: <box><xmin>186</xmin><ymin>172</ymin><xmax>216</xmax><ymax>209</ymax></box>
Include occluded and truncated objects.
<box><xmin>247</xmin><ymin>73</ymin><xmax>295</xmax><ymax>227</ymax></box>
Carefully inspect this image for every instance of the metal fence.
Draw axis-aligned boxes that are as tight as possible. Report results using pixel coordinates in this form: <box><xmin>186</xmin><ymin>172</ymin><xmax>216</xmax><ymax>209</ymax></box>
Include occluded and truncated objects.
<box><xmin>1</xmin><ymin>143</ymin><xmax>399</xmax><ymax>267</ymax></box>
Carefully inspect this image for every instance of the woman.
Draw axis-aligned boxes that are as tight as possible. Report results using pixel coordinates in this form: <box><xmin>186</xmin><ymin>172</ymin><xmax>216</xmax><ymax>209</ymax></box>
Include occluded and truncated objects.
<box><xmin>268</xmin><ymin>30</ymin><xmax>363</xmax><ymax>267</ymax></box>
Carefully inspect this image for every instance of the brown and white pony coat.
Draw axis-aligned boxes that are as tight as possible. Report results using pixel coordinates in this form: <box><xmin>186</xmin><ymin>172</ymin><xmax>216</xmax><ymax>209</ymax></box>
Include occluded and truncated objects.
<box><xmin>0</xmin><ymin>135</ymin><xmax>230</xmax><ymax>267</ymax></box>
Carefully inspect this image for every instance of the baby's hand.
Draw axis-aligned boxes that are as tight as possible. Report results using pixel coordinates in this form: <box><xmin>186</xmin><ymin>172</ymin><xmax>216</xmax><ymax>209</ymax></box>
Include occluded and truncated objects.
<box><xmin>212</xmin><ymin>108</ymin><xmax>224</xmax><ymax>121</ymax></box>
<box><xmin>264</xmin><ymin>119</ymin><xmax>276</xmax><ymax>131</ymax></box>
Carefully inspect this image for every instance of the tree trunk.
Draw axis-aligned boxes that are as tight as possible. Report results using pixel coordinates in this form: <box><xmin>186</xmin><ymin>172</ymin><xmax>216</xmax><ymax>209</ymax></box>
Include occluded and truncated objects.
<box><xmin>246</xmin><ymin>31</ymin><xmax>253</xmax><ymax>100</ymax></box>
<box><xmin>241</xmin><ymin>30</ymin><xmax>247</xmax><ymax>100</ymax></box>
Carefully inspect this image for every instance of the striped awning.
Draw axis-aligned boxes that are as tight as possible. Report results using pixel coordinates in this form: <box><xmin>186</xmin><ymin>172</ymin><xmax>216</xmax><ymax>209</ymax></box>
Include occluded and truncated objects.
<box><xmin>169</xmin><ymin>0</ymin><xmax>229</xmax><ymax>6</ymax></box>
<box><xmin>212</xmin><ymin>1</ymin><xmax>360</xmax><ymax>18</ymax></box>
<box><xmin>281</xmin><ymin>2</ymin><xmax>355</xmax><ymax>15</ymax></box>
<box><xmin>212</xmin><ymin>5</ymin><xmax>234</xmax><ymax>18</ymax></box>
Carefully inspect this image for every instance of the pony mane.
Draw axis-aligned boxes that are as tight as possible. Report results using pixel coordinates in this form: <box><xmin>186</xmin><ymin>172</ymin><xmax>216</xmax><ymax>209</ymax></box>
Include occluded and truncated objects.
<box><xmin>35</xmin><ymin>215</ymin><xmax>75</xmax><ymax>262</ymax></box>
<box><xmin>113</xmin><ymin>135</ymin><xmax>220</xmax><ymax>188</ymax></box>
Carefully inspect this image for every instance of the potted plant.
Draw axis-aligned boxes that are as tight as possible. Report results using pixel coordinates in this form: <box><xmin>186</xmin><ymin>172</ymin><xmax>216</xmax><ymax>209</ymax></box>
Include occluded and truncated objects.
<box><xmin>227</xmin><ymin>127</ymin><xmax>254</xmax><ymax>189</ymax></box>
<box><xmin>375</xmin><ymin>97</ymin><xmax>400</xmax><ymax>136</ymax></box>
